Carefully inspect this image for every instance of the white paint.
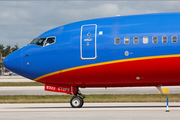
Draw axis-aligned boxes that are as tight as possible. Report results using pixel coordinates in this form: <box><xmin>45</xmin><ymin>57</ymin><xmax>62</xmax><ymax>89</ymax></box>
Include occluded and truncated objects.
<box><xmin>99</xmin><ymin>31</ymin><xmax>103</xmax><ymax>35</ymax></box>
<box><xmin>136</xmin><ymin>77</ymin><xmax>140</xmax><ymax>80</ymax></box>
<box><xmin>125</xmin><ymin>51</ymin><xmax>129</xmax><ymax>56</ymax></box>
<box><xmin>84</xmin><ymin>38</ymin><xmax>92</xmax><ymax>41</ymax></box>
<box><xmin>143</xmin><ymin>36</ymin><xmax>148</xmax><ymax>44</ymax></box>
<box><xmin>80</xmin><ymin>24</ymin><xmax>97</xmax><ymax>60</ymax></box>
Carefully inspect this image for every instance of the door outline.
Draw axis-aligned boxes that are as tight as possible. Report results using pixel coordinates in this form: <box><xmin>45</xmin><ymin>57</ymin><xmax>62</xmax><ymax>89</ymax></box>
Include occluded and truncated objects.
<box><xmin>80</xmin><ymin>24</ymin><xmax>97</xmax><ymax>60</ymax></box>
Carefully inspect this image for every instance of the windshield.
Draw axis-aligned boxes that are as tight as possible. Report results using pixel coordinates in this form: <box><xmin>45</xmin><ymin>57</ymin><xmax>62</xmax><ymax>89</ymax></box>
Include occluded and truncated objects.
<box><xmin>35</xmin><ymin>38</ymin><xmax>46</xmax><ymax>46</ymax></box>
<box><xmin>30</xmin><ymin>38</ymin><xmax>39</xmax><ymax>44</ymax></box>
<box><xmin>29</xmin><ymin>37</ymin><xmax>55</xmax><ymax>47</ymax></box>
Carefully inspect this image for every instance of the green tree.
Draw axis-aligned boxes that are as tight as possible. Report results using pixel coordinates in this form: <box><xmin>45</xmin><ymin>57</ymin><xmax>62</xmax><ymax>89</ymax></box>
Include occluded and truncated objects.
<box><xmin>0</xmin><ymin>44</ymin><xmax>4</xmax><ymax>69</ymax></box>
<box><xmin>3</xmin><ymin>45</ymin><xmax>11</xmax><ymax>57</ymax></box>
<box><xmin>0</xmin><ymin>45</ymin><xmax>3</xmax><ymax>70</ymax></box>
<box><xmin>0</xmin><ymin>44</ymin><xmax>19</xmax><ymax>57</ymax></box>
<box><xmin>0</xmin><ymin>44</ymin><xmax>19</xmax><ymax>69</ymax></box>
<box><xmin>11</xmin><ymin>45</ymin><xmax>19</xmax><ymax>52</ymax></box>
<box><xmin>0</xmin><ymin>44</ymin><xmax>4</xmax><ymax>55</ymax></box>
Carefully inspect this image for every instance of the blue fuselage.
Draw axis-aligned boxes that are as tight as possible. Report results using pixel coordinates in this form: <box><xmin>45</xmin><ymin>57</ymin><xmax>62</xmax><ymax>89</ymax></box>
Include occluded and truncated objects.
<box><xmin>3</xmin><ymin>12</ymin><xmax>180</xmax><ymax>87</ymax></box>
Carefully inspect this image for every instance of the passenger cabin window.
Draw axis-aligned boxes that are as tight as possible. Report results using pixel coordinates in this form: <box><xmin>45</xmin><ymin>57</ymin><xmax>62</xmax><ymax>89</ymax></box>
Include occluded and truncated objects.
<box><xmin>112</xmin><ymin>35</ymin><xmax>179</xmax><ymax>46</ymax></box>
<box><xmin>152</xmin><ymin>36</ymin><xmax>158</xmax><ymax>43</ymax></box>
<box><xmin>29</xmin><ymin>37</ymin><xmax>56</xmax><ymax>47</ymax></box>
<box><xmin>162</xmin><ymin>36</ymin><xmax>167</xmax><ymax>43</ymax></box>
<box><xmin>143</xmin><ymin>37</ymin><xmax>148</xmax><ymax>44</ymax></box>
<box><xmin>124</xmin><ymin>37</ymin><xmax>129</xmax><ymax>44</ymax></box>
<box><xmin>133</xmin><ymin>37</ymin><xmax>139</xmax><ymax>44</ymax></box>
<box><xmin>114</xmin><ymin>37</ymin><xmax>120</xmax><ymax>45</ymax></box>
<box><xmin>172</xmin><ymin>36</ymin><xmax>177</xmax><ymax>43</ymax></box>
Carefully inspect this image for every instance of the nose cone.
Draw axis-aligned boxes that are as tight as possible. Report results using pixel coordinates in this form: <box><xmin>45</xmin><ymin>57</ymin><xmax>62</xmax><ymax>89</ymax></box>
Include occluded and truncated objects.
<box><xmin>3</xmin><ymin>49</ymin><xmax>22</xmax><ymax>76</ymax></box>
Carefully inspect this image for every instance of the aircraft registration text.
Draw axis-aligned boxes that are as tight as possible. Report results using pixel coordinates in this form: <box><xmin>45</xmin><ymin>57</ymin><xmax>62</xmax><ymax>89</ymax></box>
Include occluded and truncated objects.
<box><xmin>44</xmin><ymin>84</ymin><xmax>77</xmax><ymax>94</ymax></box>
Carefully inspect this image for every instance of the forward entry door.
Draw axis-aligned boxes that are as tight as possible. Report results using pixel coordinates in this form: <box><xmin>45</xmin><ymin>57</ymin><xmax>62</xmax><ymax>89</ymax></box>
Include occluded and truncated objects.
<box><xmin>80</xmin><ymin>24</ymin><xmax>97</xmax><ymax>59</ymax></box>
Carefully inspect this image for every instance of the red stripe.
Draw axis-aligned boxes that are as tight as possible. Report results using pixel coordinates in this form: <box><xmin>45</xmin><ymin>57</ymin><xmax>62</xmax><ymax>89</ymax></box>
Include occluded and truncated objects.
<box><xmin>37</xmin><ymin>57</ymin><xmax>180</xmax><ymax>87</ymax></box>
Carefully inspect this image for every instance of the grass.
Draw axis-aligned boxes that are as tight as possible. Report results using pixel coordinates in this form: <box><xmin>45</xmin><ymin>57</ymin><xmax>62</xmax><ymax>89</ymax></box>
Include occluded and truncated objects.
<box><xmin>0</xmin><ymin>82</ymin><xmax>44</xmax><ymax>86</ymax></box>
<box><xmin>0</xmin><ymin>94</ymin><xmax>180</xmax><ymax>103</ymax></box>
<box><xmin>1</xmin><ymin>82</ymin><xmax>180</xmax><ymax>103</ymax></box>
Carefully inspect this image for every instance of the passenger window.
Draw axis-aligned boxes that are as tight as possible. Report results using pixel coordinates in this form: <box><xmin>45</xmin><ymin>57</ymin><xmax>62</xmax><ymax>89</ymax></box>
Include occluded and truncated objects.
<box><xmin>172</xmin><ymin>36</ymin><xmax>177</xmax><ymax>43</ymax></box>
<box><xmin>45</xmin><ymin>37</ymin><xmax>55</xmax><ymax>46</ymax></box>
<box><xmin>152</xmin><ymin>36</ymin><xmax>158</xmax><ymax>43</ymax></box>
<box><xmin>114</xmin><ymin>37</ymin><xmax>120</xmax><ymax>45</ymax></box>
<box><xmin>143</xmin><ymin>37</ymin><xmax>148</xmax><ymax>44</ymax></box>
<box><xmin>162</xmin><ymin>36</ymin><xmax>168</xmax><ymax>43</ymax></box>
<box><xmin>133</xmin><ymin>37</ymin><xmax>139</xmax><ymax>44</ymax></box>
<box><xmin>36</xmin><ymin>38</ymin><xmax>46</xmax><ymax>46</ymax></box>
<box><xmin>124</xmin><ymin>37</ymin><xmax>129</xmax><ymax>44</ymax></box>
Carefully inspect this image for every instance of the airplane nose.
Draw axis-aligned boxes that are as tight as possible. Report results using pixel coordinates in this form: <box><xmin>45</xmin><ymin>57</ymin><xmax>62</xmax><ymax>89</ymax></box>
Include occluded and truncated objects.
<box><xmin>3</xmin><ymin>49</ymin><xmax>23</xmax><ymax>76</ymax></box>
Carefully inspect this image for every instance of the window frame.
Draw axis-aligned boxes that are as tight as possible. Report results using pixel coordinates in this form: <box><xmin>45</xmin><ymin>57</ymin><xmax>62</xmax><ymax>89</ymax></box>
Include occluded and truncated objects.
<box><xmin>162</xmin><ymin>36</ymin><xmax>168</xmax><ymax>43</ymax></box>
<box><xmin>35</xmin><ymin>38</ymin><xmax>47</xmax><ymax>47</ymax></box>
<box><xmin>29</xmin><ymin>36</ymin><xmax>56</xmax><ymax>47</ymax></box>
<box><xmin>133</xmin><ymin>37</ymin><xmax>139</xmax><ymax>44</ymax></box>
<box><xmin>44</xmin><ymin>37</ymin><xmax>56</xmax><ymax>46</ymax></box>
<box><xmin>152</xmin><ymin>36</ymin><xmax>158</xmax><ymax>44</ymax></box>
<box><xmin>114</xmin><ymin>37</ymin><xmax>120</xmax><ymax>45</ymax></box>
<box><xmin>143</xmin><ymin>36</ymin><xmax>148</xmax><ymax>44</ymax></box>
<box><xmin>124</xmin><ymin>37</ymin><xmax>130</xmax><ymax>44</ymax></box>
<box><xmin>172</xmin><ymin>35</ymin><xmax>178</xmax><ymax>43</ymax></box>
<box><xmin>30</xmin><ymin>38</ymin><xmax>39</xmax><ymax>45</ymax></box>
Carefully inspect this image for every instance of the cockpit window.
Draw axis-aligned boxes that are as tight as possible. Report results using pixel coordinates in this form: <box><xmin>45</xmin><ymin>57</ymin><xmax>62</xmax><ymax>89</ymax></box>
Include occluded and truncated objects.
<box><xmin>30</xmin><ymin>38</ymin><xmax>39</xmax><ymax>44</ymax></box>
<box><xmin>45</xmin><ymin>37</ymin><xmax>55</xmax><ymax>46</ymax></box>
<box><xmin>36</xmin><ymin>38</ymin><xmax>46</xmax><ymax>46</ymax></box>
<box><xmin>29</xmin><ymin>37</ymin><xmax>55</xmax><ymax>47</ymax></box>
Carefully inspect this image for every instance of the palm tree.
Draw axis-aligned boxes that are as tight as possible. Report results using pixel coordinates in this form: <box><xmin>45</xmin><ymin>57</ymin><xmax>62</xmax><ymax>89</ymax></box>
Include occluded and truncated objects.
<box><xmin>0</xmin><ymin>44</ymin><xmax>19</xmax><ymax>71</ymax></box>
<box><xmin>3</xmin><ymin>45</ymin><xmax>11</xmax><ymax>57</ymax></box>
<box><xmin>11</xmin><ymin>45</ymin><xmax>19</xmax><ymax>52</ymax></box>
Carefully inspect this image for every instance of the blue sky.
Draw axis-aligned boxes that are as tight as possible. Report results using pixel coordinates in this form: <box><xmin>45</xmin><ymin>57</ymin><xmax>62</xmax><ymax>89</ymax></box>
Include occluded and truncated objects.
<box><xmin>0</xmin><ymin>1</ymin><xmax>180</xmax><ymax>48</ymax></box>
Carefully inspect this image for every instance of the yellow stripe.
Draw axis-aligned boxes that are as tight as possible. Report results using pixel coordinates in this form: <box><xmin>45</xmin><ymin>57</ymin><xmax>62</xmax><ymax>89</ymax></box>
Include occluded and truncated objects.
<box><xmin>34</xmin><ymin>54</ymin><xmax>180</xmax><ymax>81</ymax></box>
<box><xmin>158</xmin><ymin>89</ymin><xmax>169</xmax><ymax>94</ymax></box>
